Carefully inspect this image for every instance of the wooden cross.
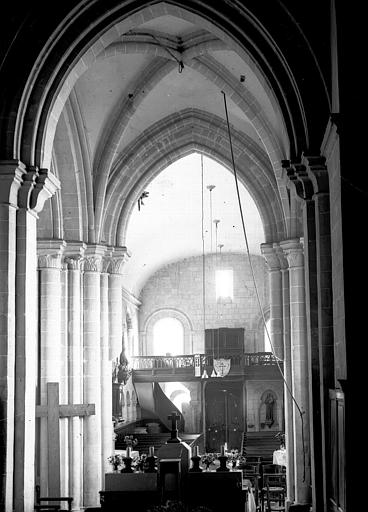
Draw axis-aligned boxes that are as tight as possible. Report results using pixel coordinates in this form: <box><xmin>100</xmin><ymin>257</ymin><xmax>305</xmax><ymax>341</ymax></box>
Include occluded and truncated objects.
<box><xmin>36</xmin><ymin>382</ymin><xmax>95</xmax><ymax>496</ymax></box>
<box><xmin>167</xmin><ymin>410</ymin><xmax>181</xmax><ymax>443</ymax></box>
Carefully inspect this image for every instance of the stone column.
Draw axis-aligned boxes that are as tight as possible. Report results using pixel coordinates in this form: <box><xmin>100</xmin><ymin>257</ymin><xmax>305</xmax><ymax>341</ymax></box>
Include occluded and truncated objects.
<box><xmin>305</xmin><ymin>155</ymin><xmax>335</xmax><ymax>510</ymax></box>
<box><xmin>275</xmin><ymin>244</ymin><xmax>295</xmax><ymax>504</ymax></box>
<box><xmin>280</xmin><ymin>238</ymin><xmax>311</xmax><ymax>506</ymax></box>
<box><xmin>14</xmin><ymin>167</ymin><xmax>60</xmax><ymax>512</ymax></box>
<box><xmin>64</xmin><ymin>243</ymin><xmax>86</xmax><ymax>509</ymax></box>
<box><xmin>82</xmin><ymin>245</ymin><xmax>104</xmax><ymax>507</ymax></box>
<box><xmin>261</xmin><ymin>243</ymin><xmax>284</xmax><ymax>359</ymax></box>
<box><xmin>0</xmin><ymin>160</ymin><xmax>24</xmax><ymax>512</ymax></box>
<box><xmin>37</xmin><ymin>239</ymin><xmax>66</xmax><ymax>496</ymax></box>
<box><xmin>101</xmin><ymin>254</ymin><xmax>112</xmax><ymax>481</ymax></box>
<box><xmin>284</xmin><ymin>156</ymin><xmax>334</xmax><ymax>510</ymax></box>
<box><xmin>108</xmin><ymin>247</ymin><xmax>130</xmax><ymax>360</ymax></box>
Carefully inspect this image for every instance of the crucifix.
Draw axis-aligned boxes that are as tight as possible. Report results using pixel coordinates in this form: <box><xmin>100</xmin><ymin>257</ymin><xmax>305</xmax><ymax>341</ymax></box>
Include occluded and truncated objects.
<box><xmin>36</xmin><ymin>382</ymin><xmax>95</xmax><ymax>496</ymax></box>
<box><xmin>167</xmin><ymin>410</ymin><xmax>181</xmax><ymax>443</ymax></box>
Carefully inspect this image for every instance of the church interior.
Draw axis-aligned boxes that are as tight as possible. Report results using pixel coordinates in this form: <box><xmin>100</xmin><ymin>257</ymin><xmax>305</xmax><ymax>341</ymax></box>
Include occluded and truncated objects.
<box><xmin>0</xmin><ymin>1</ymin><xmax>360</xmax><ymax>512</ymax></box>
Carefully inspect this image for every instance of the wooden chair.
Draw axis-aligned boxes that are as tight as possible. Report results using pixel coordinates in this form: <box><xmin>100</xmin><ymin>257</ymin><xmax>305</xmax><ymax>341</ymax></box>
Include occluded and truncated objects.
<box><xmin>245</xmin><ymin>456</ymin><xmax>262</xmax><ymax>473</ymax></box>
<box><xmin>265</xmin><ymin>481</ymin><xmax>286</xmax><ymax>512</ymax></box>
<box><xmin>35</xmin><ymin>485</ymin><xmax>73</xmax><ymax>512</ymax></box>
<box><xmin>242</xmin><ymin>472</ymin><xmax>261</xmax><ymax>511</ymax></box>
<box><xmin>260</xmin><ymin>464</ymin><xmax>282</xmax><ymax>490</ymax></box>
<box><xmin>260</xmin><ymin>473</ymin><xmax>286</xmax><ymax>512</ymax></box>
<box><xmin>243</xmin><ymin>463</ymin><xmax>258</xmax><ymax>473</ymax></box>
<box><xmin>261</xmin><ymin>464</ymin><xmax>282</xmax><ymax>475</ymax></box>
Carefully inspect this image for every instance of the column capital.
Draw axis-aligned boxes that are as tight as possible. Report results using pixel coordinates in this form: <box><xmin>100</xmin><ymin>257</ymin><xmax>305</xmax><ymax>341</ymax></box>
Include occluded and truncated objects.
<box><xmin>82</xmin><ymin>244</ymin><xmax>108</xmax><ymax>272</ymax></box>
<box><xmin>109</xmin><ymin>246</ymin><xmax>131</xmax><ymax>275</ymax></box>
<box><xmin>64</xmin><ymin>242</ymin><xmax>87</xmax><ymax>270</ymax></box>
<box><xmin>282</xmin><ymin>155</ymin><xmax>329</xmax><ymax>201</ymax></box>
<box><xmin>273</xmin><ymin>243</ymin><xmax>288</xmax><ymax>270</ymax></box>
<box><xmin>18</xmin><ymin>166</ymin><xmax>60</xmax><ymax>213</ymax></box>
<box><xmin>279</xmin><ymin>238</ymin><xmax>304</xmax><ymax>268</ymax></box>
<box><xmin>302</xmin><ymin>154</ymin><xmax>329</xmax><ymax>195</ymax></box>
<box><xmin>282</xmin><ymin>160</ymin><xmax>314</xmax><ymax>201</ymax></box>
<box><xmin>261</xmin><ymin>243</ymin><xmax>280</xmax><ymax>271</ymax></box>
<box><xmin>0</xmin><ymin>159</ymin><xmax>26</xmax><ymax>206</ymax></box>
<box><xmin>37</xmin><ymin>239</ymin><xmax>66</xmax><ymax>269</ymax></box>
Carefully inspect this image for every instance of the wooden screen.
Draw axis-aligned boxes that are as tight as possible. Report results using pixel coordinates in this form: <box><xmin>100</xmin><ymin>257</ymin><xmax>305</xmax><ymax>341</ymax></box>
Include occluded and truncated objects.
<box><xmin>205</xmin><ymin>328</ymin><xmax>244</xmax><ymax>356</ymax></box>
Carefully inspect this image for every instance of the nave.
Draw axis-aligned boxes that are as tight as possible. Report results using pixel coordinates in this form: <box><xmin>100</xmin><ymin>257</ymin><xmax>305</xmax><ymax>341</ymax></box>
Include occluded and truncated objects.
<box><xmin>0</xmin><ymin>2</ymin><xmax>357</xmax><ymax>512</ymax></box>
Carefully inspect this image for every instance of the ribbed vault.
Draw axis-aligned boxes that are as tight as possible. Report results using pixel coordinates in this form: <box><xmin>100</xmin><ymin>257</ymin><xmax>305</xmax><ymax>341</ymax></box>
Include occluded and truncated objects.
<box><xmin>101</xmin><ymin>109</ymin><xmax>286</xmax><ymax>247</ymax></box>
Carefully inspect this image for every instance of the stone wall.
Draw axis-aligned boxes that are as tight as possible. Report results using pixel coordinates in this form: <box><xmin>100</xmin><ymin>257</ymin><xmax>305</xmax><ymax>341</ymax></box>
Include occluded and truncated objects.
<box><xmin>139</xmin><ymin>252</ymin><xmax>269</xmax><ymax>355</ymax></box>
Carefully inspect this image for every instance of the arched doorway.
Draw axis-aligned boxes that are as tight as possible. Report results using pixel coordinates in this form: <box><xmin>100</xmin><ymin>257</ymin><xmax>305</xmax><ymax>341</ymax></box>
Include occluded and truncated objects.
<box><xmin>205</xmin><ymin>380</ymin><xmax>243</xmax><ymax>452</ymax></box>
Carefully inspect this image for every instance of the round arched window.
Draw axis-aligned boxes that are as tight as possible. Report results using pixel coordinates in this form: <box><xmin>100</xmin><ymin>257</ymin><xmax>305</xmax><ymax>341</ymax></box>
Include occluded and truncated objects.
<box><xmin>153</xmin><ymin>317</ymin><xmax>184</xmax><ymax>356</ymax></box>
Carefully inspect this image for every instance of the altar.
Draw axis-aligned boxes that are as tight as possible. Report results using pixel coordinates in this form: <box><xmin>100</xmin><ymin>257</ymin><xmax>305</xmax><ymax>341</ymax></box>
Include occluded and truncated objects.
<box><xmin>101</xmin><ymin>413</ymin><xmax>251</xmax><ymax>512</ymax></box>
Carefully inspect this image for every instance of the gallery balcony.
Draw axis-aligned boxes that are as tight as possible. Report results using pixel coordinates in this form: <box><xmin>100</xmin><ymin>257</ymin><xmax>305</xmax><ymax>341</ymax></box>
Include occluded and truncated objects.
<box><xmin>130</xmin><ymin>352</ymin><xmax>283</xmax><ymax>382</ymax></box>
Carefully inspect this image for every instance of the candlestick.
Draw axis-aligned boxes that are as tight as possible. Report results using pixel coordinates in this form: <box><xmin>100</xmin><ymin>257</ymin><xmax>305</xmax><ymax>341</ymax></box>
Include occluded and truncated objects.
<box><xmin>126</xmin><ymin>446</ymin><xmax>131</xmax><ymax>457</ymax></box>
<box><xmin>149</xmin><ymin>446</ymin><xmax>154</xmax><ymax>457</ymax></box>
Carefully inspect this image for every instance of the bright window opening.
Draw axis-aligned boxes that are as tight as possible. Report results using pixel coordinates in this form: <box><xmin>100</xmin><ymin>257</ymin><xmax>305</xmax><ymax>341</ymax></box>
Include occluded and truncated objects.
<box><xmin>163</xmin><ymin>382</ymin><xmax>191</xmax><ymax>413</ymax></box>
<box><xmin>153</xmin><ymin>317</ymin><xmax>184</xmax><ymax>356</ymax></box>
<box><xmin>216</xmin><ymin>269</ymin><xmax>233</xmax><ymax>300</ymax></box>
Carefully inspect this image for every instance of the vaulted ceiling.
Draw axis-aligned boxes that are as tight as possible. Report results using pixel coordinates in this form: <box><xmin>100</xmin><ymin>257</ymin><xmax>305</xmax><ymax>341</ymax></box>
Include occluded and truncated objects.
<box><xmin>36</xmin><ymin>2</ymin><xmax>302</xmax><ymax>297</ymax></box>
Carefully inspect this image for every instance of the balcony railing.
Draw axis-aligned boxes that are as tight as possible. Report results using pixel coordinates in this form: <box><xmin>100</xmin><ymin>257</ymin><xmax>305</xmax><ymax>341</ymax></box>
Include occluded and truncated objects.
<box><xmin>130</xmin><ymin>352</ymin><xmax>279</xmax><ymax>371</ymax></box>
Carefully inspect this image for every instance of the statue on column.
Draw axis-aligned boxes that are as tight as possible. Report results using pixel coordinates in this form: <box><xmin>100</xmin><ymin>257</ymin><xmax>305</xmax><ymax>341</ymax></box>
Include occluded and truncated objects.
<box><xmin>117</xmin><ymin>347</ymin><xmax>131</xmax><ymax>385</ymax></box>
<box><xmin>264</xmin><ymin>392</ymin><xmax>275</xmax><ymax>426</ymax></box>
<box><xmin>259</xmin><ymin>390</ymin><xmax>276</xmax><ymax>429</ymax></box>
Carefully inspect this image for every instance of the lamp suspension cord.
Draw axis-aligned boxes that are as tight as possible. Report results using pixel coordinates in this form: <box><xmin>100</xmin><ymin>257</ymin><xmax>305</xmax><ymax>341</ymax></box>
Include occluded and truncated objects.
<box><xmin>221</xmin><ymin>90</ymin><xmax>306</xmax><ymax>481</ymax></box>
<box><xmin>215</xmin><ymin>221</ymin><xmax>220</xmax><ymax>360</ymax></box>
<box><xmin>201</xmin><ymin>154</ymin><xmax>206</xmax><ymax>336</ymax></box>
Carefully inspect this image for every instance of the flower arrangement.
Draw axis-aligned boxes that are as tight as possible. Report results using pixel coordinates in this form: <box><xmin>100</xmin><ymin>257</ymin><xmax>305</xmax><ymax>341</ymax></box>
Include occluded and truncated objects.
<box><xmin>201</xmin><ymin>453</ymin><xmax>217</xmax><ymax>470</ymax></box>
<box><xmin>132</xmin><ymin>453</ymin><xmax>148</xmax><ymax>472</ymax></box>
<box><xmin>124</xmin><ymin>435</ymin><xmax>138</xmax><ymax>447</ymax></box>
<box><xmin>108</xmin><ymin>454</ymin><xmax>122</xmax><ymax>470</ymax></box>
<box><xmin>227</xmin><ymin>449</ymin><xmax>240</xmax><ymax>467</ymax></box>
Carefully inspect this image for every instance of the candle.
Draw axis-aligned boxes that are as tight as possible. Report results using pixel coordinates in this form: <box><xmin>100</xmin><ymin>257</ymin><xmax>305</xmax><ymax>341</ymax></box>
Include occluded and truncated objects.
<box><xmin>193</xmin><ymin>446</ymin><xmax>199</xmax><ymax>457</ymax></box>
<box><xmin>126</xmin><ymin>446</ymin><xmax>131</xmax><ymax>457</ymax></box>
<box><xmin>220</xmin><ymin>445</ymin><xmax>225</xmax><ymax>456</ymax></box>
<box><xmin>149</xmin><ymin>446</ymin><xmax>154</xmax><ymax>457</ymax></box>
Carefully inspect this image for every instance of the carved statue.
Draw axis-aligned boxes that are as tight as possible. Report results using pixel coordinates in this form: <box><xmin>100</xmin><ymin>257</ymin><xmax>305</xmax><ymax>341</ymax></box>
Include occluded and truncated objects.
<box><xmin>264</xmin><ymin>392</ymin><xmax>275</xmax><ymax>425</ymax></box>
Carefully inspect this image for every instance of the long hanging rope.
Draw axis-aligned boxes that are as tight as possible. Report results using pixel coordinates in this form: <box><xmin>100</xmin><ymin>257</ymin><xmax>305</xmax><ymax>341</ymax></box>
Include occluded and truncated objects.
<box><xmin>201</xmin><ymin>154</ymin><xmax>206</xmax><ymax>337</ymax></box>
<box><xmin>214</xmin><ymin>220</ymin><xmax>220</xmax><ymax>360</ymax></box>
<box><xmin>221</xmin><ymin>90</ymin><xmax>306</xmax><ymax>481</ymax></box>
